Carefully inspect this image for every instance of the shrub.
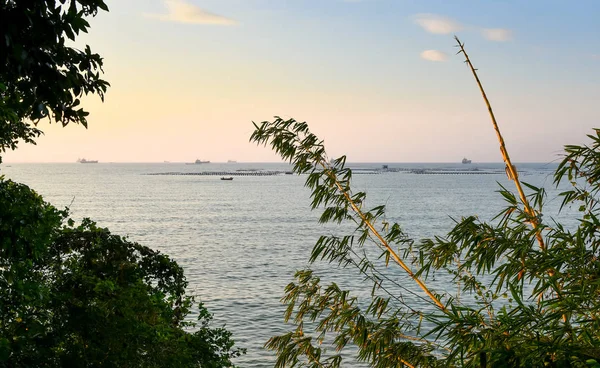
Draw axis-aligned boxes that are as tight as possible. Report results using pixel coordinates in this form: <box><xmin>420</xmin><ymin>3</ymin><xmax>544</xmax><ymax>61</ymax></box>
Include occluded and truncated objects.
<box><xmin>0</xmin><ymin>179</ymin><xmax>243</xmax><ymax>367</ymax></box>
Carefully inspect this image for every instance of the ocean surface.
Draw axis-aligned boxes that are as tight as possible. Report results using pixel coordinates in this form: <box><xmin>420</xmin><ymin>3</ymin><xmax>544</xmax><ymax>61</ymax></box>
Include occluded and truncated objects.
<box><xmin>0</xmin><ymin>161</ymin><xmax>576</xmax><ymax>366</ymax></box>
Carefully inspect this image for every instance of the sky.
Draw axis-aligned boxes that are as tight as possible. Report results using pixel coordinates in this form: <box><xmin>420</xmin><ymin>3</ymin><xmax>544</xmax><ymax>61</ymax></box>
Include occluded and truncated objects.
<box><xmin>4</xmin><ymin>0</ymin><xmax>600</xmax><ymax>163</ymax></box>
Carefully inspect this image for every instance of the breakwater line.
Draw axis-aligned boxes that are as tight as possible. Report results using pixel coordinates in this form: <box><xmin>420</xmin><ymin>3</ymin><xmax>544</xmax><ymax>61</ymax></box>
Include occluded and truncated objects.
<box><xmin>409</xmin><ymin>169</ymin><xmax>505</xmax><ymax>175</ymax></box>
<box><xmin>143</xmin><ymin>162</ymin><xmax>520</xmax><ymax>177</ymax></box>
<box><xmin>146</xmin><ymin>171</ymin><xmax>289</xmax><ymax>176</ymax></box>
<box><xmin>145</xmin><ymin>169</ymin><xmax>507</xmax><ymax>177</ymax></box>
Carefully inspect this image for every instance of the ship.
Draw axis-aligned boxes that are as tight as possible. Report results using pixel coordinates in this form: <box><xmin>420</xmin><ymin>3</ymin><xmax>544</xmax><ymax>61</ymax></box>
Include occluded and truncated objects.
<box><xmin>185</xmin><ymin>159</ymin><xmax>210</xmax><ymax>165</ymax></box>
<box><xmin>77</xmin><ymin>158</ymin><xmax>98</xmax><ymax>164</ymax></box>
<box><xmin>462</xmin><ymin>158</ymin><xmax>472</xmax><ymax>164</ymax></box>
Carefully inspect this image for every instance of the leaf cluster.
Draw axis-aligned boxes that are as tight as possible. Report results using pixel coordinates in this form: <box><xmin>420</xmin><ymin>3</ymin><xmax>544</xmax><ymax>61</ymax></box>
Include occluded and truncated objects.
<box><xmin>0</xmin><ymin>0</ymin><xmax>110</xmax><ymax>159</ymax></box>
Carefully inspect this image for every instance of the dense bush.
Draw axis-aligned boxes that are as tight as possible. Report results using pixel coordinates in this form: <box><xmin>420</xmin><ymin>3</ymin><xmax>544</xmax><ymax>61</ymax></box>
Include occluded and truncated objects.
<box><xmin>0</xmin><ymin>179</ymin><xmax>243</xmax><ymax>367</ymax></box>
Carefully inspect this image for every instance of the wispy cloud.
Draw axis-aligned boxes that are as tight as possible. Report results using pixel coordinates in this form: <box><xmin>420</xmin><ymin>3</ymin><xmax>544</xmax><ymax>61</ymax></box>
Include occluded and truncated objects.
<box><xmin>144</xmin><ymin>0</ymin><xmax>237</xmax><ymax>25</ymax></box>
<box><xmin>420</xmin><ymin>50</ymin><xmax>448</xmax><ymax>62</ymax></box>
<box><xmin>482</xmin><ymin>28</ymin><xmax>512</xmax><ymax>42</ymax></box>
<box><xmin>414</xmin><ymin>14</ymin><xmax>463</xmax><ymax>35</ymax></box>
<box><xmin>413</xmin><ymin>13</ymin><xmax>514</xmax><ymax>43</ymax></box>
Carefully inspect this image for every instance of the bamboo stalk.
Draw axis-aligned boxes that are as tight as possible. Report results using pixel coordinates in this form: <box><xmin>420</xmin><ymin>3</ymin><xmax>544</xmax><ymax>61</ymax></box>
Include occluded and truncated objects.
<box><xmin>318</xmin><ymin>161</ymin><xmax>436</xmax><ymax>367</ymax></box>
<box><xmin>317</xmin><ymin>159</ymin><xmax>447</xmax><ymax>312</ymax></box>
<box><xmin>402</xmin><ymin>359</ymin><xmax>415</xmax><ymax>368</ymax></box>
<box><xmin>455</xmin><ymin>36</ymin><xmax>546</xmax><ymax>252</ymax></box>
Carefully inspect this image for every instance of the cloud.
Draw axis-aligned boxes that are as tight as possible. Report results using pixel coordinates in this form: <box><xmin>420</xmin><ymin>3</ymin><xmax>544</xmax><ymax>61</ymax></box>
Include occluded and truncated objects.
<box><xmin>420</xmin><ymin>50</ymin><xmax>448</xmax><ymax>62</ymax></box>
<box><xmin>413</xmin><ymin>14</ymin><xmax>514</xmax><ymax>42</ymax></box>
<box><xmin>144</xmin><ymin>0</ymin><xmax>237</xmax><ymax>25</ymax></box>
<box><xmin>414</xmin><ymin>14</ymin><xmax>463</xmax><ymax>35</ymax></box>
<box><xmin>481</xmin><ymin>28</ymin><xmax>512</xmax><ymax>42</ymax></box>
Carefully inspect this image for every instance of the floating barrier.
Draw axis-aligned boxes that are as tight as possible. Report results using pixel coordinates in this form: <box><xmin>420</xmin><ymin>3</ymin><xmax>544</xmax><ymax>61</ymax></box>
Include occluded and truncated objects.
<box><xmin>409</xmin><ymin>170</ymin><xmax>504</xmax><ymax>175</ymax></box>
<box><xmin>146</xmin><ymin>171</ymin><xmax>286</xmax><ymax>176</ymax></box>
<box><xmin>145</xmin><ymin>168</ymin><xmax>507</xmax><ymax>177</ymax></box>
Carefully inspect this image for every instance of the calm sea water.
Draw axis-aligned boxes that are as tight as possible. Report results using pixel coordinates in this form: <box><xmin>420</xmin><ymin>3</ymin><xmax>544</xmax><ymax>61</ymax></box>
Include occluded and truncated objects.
<box><xmin>1</xmin><ymin>161</ymin><xmax>575</xmax><ymax>366</ymax></box>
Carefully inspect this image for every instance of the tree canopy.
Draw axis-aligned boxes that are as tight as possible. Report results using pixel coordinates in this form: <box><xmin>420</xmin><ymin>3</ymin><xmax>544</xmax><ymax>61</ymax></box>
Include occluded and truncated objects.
<box><xmin>0</xmin><ymin>180</ymin><xmax>244</xmax><ymax>367</ymax></box>
<box><xmin>0</xmin><ymin>0</ymin><xmax>109</xmax><ymax>158</ymax></box>
<box><xmin>0</xmin><ymin>1</ymin><xmax>243</xmax><ymax>366</ymax></box>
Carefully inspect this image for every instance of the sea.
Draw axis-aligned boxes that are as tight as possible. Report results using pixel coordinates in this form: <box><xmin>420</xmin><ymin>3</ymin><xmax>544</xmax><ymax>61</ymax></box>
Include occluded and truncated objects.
<box><xmin>0</xmin><ymin>161</ymin><xmax>577</xmax><ymax>366</ymax></box>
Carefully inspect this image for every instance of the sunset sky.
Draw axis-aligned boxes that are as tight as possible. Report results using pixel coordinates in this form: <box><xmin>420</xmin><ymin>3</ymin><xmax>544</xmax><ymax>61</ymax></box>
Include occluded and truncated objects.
<box><xmin>5</xmin><ymin>0</ymin><xmax>600</xmax><ymax>163</ymax></box>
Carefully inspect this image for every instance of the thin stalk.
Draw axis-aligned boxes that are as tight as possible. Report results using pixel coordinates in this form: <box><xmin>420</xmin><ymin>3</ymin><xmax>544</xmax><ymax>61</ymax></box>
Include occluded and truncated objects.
<box><xmin>402</xmin><ymin>360</ymin><xmax>415</xmax><ymax>368</ymax></box>
<box><xmin>317</xmin><ymin>158</ymin><xmax>447</xmax><ymax>312</ymax></box>
<box><xmin>455</xmin><ymin>36</ymin><xmax>546</xmax><ymax>252</ymax></box>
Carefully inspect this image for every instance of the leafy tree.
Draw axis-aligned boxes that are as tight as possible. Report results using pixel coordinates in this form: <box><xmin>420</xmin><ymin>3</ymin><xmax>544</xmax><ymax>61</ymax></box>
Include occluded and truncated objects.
<box><xmin>1</xmin><ymin>1</ymin><xmax>243</xmax><ymax>366</ymax></box>
<box><xmin>0</xmin><ymin>0</ymin><xmax>109</xmax><ymax>159</ymax></box>
<box><xmin>0</xmin><ymin>179</ymin><xmax>244</xmax><ymax>367</ymax></box>
<box><xmin>250</xmin><ymin>41</ymin><xmax>600</xmax><ymax>367</ymax></box>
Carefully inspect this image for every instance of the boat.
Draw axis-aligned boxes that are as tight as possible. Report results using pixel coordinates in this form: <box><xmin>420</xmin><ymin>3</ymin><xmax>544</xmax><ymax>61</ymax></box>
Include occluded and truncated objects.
<box><xmin>185</xmin><ymin>159</ymin><xmax>210</xmax><ymax>165</ymax></box>
<box><xmin>227</xmin><ymin>160</ymin><xmax>237</xmax><ymax>163</ymax></box>
<box><xmin>462</xmin><ymin>158</ymin><xmax>472</xmax><ymax>164</ymax></box>
<box><xmin>220</xmin><ymin>177</ymin><xmax>234</xmax><ymax>181</ymax></box>
<box><xmin>77</xmin><ymin>158</ymin><xmax>98</xmax><ymax>164</ymax></box>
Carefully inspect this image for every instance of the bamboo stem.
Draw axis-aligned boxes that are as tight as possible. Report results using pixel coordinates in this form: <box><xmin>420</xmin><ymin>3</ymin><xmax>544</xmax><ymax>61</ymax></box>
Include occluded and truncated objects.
<box><xmin>455</xmin><ymin>36</ymin><xmax>546</xmax><ymax>252</ymax></box>
<box><xmin>402</xmin><ymin>359</ymin><xmax>415</xmax><ymax>368</ymax></box>
<box><xmin>318</xmin><ymin>159</ymin><xmax>447</xmax><ymax>312</ymax></box>
<box><xmin>320</xmin><ymin>162</ymin><xmax>434</xmax><ymax>368</ymax></box>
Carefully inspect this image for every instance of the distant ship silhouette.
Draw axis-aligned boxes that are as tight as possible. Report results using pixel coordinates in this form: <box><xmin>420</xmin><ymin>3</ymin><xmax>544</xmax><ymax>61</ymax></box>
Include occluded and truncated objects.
<box><xmin>77</xmin><ymin>158</ymin><xmax>98</xmax><ymax>163</ymax></box>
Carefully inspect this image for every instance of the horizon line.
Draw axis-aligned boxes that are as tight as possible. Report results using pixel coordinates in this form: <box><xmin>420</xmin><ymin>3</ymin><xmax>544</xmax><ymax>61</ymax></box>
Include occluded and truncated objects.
<box><xmin>1</xmin><ymin>161</ymin><xmax>561</xmax><ymax>165</ymax></box>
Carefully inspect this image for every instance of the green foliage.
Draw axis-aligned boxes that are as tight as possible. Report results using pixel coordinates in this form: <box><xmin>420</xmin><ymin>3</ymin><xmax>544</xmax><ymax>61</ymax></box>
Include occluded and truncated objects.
<box><xmin>251</xmin><ymin>117</ymin><xmax>600</xmax><ymax>367</ymax></box>
<box><xmin>0</xmin><ymin>0</ymin><xmax>110</xmax><ymax>159</ymax></box>
<box><xmin>0</xmin><ymin>179</ymin><xmax>244</xmax><ymax>367</ymax></box>
<box><xmin>1</xmin><ymin>1</ymin><xmax>244</xmax><ymax>366</ymax></box>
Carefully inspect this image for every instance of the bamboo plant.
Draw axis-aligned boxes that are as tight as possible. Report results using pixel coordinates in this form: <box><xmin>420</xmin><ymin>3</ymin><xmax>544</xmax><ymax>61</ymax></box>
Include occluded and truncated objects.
<box><xmin>250</xmin><ymin>38</ymin><xmax>600</xmax><ymax>367</ymax></box>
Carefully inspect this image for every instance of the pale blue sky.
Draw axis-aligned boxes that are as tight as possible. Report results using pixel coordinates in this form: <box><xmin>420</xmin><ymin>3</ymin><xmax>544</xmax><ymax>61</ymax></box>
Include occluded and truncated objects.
<box><xmin>5</xmin><ymin>0</ymin><xmax>599</xmax><ymax>163</ymax></box>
